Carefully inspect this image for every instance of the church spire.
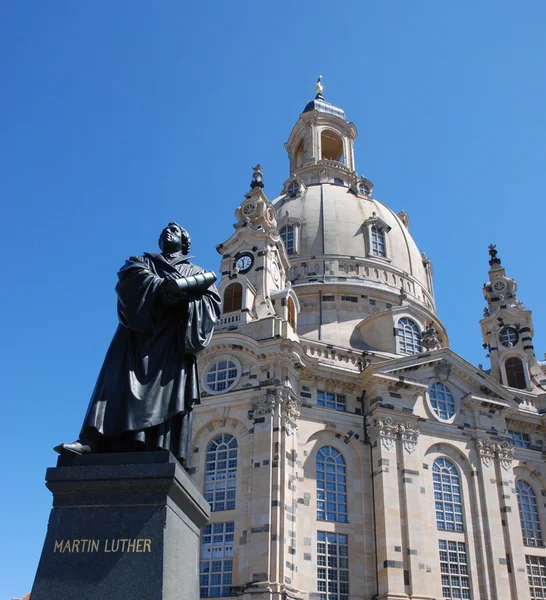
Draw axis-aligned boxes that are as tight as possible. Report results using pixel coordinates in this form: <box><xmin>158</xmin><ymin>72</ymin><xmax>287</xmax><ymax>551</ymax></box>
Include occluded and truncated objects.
<box><xmin>480</xmin><ymin>244</ymin><xmax>541</xmax><ymax>391</ymax></box>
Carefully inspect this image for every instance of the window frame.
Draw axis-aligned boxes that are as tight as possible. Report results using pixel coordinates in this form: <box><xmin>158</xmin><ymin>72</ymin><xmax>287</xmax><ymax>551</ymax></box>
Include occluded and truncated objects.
<box><xmin>277</xmin><ymin>216</ymin><xmax>301</xmax><ymax>258</ymax></box>
<box><xmin>317</xmin><ymin>390</ymin><xmax>346</xmax><ymax>412</ymax></box>
<box><xmin>501</xmin><ymin>353</ymin><xmax>530</xmax><ymax>389</ymax></box>
<box><xmin>438</xmin><ymin>539</ymin><xmax>471</xmax><ymax>599</ymax></box>
<box><xmin>427</xmin><ymin>381</ymin><xmax>458</xmax><ymax>423</ymax></box>
<box><xmin>202</xmin><ymin>356</ymin><xmax>242</xmax><ymax>395</ymax></box>
<box><xmin>204</xmin><ymin>434</ymin><xmax>238</xmax><ymax>512</ymax></box>
<box><xmin>396</xmin><ymin>317</ymin><xmax>423</xmax><ymax>355</ymax></box>
<box><xmin>316</xmin><ymin>446</ymin><xmax>348</xmax><ymax>523</ymax></box>
<box><xmin>316</xmin><ymin>531</ymin><xmax>349</xmax><ymax>600</ymax></box>
<box><xmin>432</xmin><ymin>457</ymin><xmax>464</xmax><ymax>533</ymax></box>
<box><xmin>200</xmin><ymin>521</ymin><xmax>235</xmax><ymax>598</ymax></box>
<box><xmin>516</xmin><ymin>480</ymin><xmax>543</xmax><ymax>547</ymax></box>
<box><xmin>363</xmin><ymin>215</ymin><xmax>392</xmax><ymax>261</ymax></box>
<box><xmin>222</xmin><ymin>282</ymin><xmax>243</xmax><ymax>314</ymax></box>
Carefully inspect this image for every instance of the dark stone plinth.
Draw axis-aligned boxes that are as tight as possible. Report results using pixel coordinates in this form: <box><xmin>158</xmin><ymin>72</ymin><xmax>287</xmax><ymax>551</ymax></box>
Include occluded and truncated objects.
<box><xmin>31</xmin><ymin>451</ymin><xmax>210</xmax><ymax>600</ymax></box>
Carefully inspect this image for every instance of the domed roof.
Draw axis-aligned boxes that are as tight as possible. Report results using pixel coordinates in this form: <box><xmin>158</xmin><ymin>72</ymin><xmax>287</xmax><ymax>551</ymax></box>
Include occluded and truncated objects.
<box><xmin>302</xmin><ymin>97</ymin><xmax>346</xmax><ymax>120</ymax></box>
<box><xmin>272</xmin><ymin>183</ymin><xmax>434</xmax><ymax>311</ymax></box>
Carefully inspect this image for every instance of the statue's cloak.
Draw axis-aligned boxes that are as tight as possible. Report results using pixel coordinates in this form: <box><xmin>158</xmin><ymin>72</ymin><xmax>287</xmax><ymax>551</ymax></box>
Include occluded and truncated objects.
<box><xmin>81</xmin><ymin>253</ymin><xmax>221</xmax><ymax>440</ymax></box>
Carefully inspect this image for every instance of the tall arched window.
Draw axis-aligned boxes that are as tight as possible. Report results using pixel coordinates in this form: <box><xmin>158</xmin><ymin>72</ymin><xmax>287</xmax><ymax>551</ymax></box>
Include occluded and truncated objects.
<box><xmin>397</xmin><ymin>318</ymin><xmax>422</xmax><ymax>355</ymax></box>
<box><xmin>320</xmin><ymin>130</ymin><xmax>344</xmax><ymax>163</ymax></box>
<box><xmin>505</xmin><ymin>356</ymin><xmax>527</xmax><ymax>389</ymax></box>
<box><xmin>205</xmin><ymin>434</ymin><xmax>238</xmax><ymax>511</ymax></box>
<box><xmin>288</xmin><ymin>297</ymin><xmax>296</xmax><ymax>329</ymax></box>
<box><xmin>433</xmin><ymin>458</ymin><xmax>463</xmax><ymax>532</ymax></box>
<box><xmin>223</xmin><ymin>283</ymin><xmax>242</xmax><ymax>314</ymax></box>
<box><xmin>516</xmin><ymin>480</ymin><xmax>543</xmax><ymax>546</ymax></box>
<box><xmin>371</xmin><ymin>225</ymin><xmax>386</xmax><ymax>257</ymax></box>
<box><xmin>280</xmin><ymin>225</ymin><xmax>295</xmax><ymax>255</ymax></box>
<box><xmin>316</xmin><ymin>446</ymin><xmax>347</xmax><ymax>522</ymax></box>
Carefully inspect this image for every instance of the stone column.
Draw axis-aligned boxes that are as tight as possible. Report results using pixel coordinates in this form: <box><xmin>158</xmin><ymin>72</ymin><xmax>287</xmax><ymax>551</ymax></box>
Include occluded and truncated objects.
<box><xmin>474</xmin><ymin>438</ymin><xmax>512</xmax><ymax>598</ymax></box>
<box><xmin>243</xmin><ymin>392</ymin><xmax>277</xmax><ymax>600</ymax></box>
<box><xmin>397</xmin><ymin>421</ymin><xmax>435</xmax><ymax>600</ymax></box>
<box><xmin>30</xmin><ymin>451</ymin><xmax>210</xmax><ymax>600</ymax></box>
<box><xmin>494</xmin><ymin>443</ymin><xmax>530</xmax><ymax>598</ymax></box>
<box><xmin>367</xmin><ymin>416</ymin><xmax>408</xmax><ymax>600</ymax></box>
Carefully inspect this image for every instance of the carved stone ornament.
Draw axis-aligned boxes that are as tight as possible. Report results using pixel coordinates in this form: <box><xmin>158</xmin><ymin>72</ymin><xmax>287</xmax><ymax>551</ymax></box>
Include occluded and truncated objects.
<box><xmin>434</xmin><ymin>360</ymin><xmax>451</xmax><ymax>382</ymax></box>
<box><xmin>251</xmin><ymin>394</ymin><xmax>277</xmax><ymax>418</ymax></box>
<box><xmin>496</xmin><ymin>441</ymin><xmax>514</xmax><ymax>470</ymax></box>
<box><xmin>367</xmin><ymin>417</ymin><xmax>420</xmax><ymax>452</ymax></box>
<box><xmin>367</xmin><ymin>417</ymin><xmax>398</xmax><ymax>451</ymax></box>
<box><xmin>476</xmin><ymin>438</ymin><xmax>514</xmax><ymax>469</ymax></box>
<box><xmin>476</xmin><ymin>438</ymin><xmax>496</xmax><ymax>467</ymax></box>
<box><xmin>398</xmin><ymin>422</ymin><xmax>421</xmax><ymax>454</ymax></box>
<box><xmin>281</xmin><ymin>396</ymin><xmax>301</xmax><ymax>425</ymax></box>
<box><xmin>421</xmin><ymin>323</ymin><xmax>441</xmax><ymax>351</ymax></box>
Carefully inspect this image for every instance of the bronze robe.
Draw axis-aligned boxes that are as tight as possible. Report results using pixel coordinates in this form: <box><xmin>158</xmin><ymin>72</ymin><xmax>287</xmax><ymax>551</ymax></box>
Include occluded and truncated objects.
<box><xmin>81</xmin><ymin>252</ymin><xmax>221</xmax><ymax>461</ymax></box>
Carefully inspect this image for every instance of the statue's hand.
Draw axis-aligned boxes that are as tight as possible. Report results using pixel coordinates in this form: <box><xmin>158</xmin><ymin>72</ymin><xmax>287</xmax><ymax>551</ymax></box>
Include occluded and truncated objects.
<box><xmin>158</xmin><ymin>279</ymin><xmax>188</xmax><ymax>306</ymax></box>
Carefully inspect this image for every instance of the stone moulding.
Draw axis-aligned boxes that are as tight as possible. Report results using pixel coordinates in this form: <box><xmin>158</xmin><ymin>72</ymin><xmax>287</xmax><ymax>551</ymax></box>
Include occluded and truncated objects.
<box><xmin>367</xmin><ymin>417</ymin><xmax>421</xmax><ymax>453</ymax></box>
<box><xmin>475</xmin><ymin>437</ymin><xmax>514</xmax><ymax>470</ymax></box>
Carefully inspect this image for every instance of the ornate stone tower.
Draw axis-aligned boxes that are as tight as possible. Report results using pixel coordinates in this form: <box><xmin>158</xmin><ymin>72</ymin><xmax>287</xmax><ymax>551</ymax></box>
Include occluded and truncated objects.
<box><xmin>480</xmin><ymin>244</ymin><xmax>545</xmax><ymax>393</ymax></box>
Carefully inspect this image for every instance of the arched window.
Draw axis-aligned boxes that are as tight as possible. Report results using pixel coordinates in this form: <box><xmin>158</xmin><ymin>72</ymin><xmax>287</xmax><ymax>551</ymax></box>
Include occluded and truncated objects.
<box><xmin>505</xmin><ymin>356</ymin><xmax>527</xmax><ymax>389</ymax></box>
<box><xmin>429</xmin><ymin>382</ymin><xmax>456</xmax><ymax>420</ymax></box>
<box><xmin>295</xmin><ymin>139</ymin><xmax>304</xmax><ymax>168</ymax></box>
<box><xmin>288</xmin><ymin>297</ymin><xmax>296</xmax><ymax>329</ymax></box>
<box><xmin>223</xmin><ymin>283</ymin><xmax>242</xmax><ymax>314</ymax></box>
<box><xmin>320</xmin><ymin>130</ymin><xmax>344</xmax><ymax>163</ymax></box>
<box><xmin>516</xmin><ymin>480</ymin><xmax>543</xmax><ymax>546</ymax></box>
<box><xmin>204</xmin><ymin>434</ymin><xmax>238</xmax><ymax>512</ymax></box>
<box><xmin>433</xmin><ymin>458</ymin><xmax>463</xmax><ymax>532</ymax></box>
<box><xmin>397</xmin><ymin>318</ymin><xmax>422</xmax><ymax>355</ymax></box>
<box><xmin>371</xmin><ymin>225</ymin><xmax>386</xmax><ymax>257</ymax></box>
<box><xmin>316</xmin><ymin>446</ymin><xmax>347</xmax><ymax>522</ymax></box>
<box><xmin>280</xmin><ymin>225</ymin><xmax>295</xmax><ymax>255</ymax></box>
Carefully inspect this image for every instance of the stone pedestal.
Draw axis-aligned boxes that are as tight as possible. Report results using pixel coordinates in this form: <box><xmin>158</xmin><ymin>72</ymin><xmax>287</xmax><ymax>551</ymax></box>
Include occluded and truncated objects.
<box><xmin>31</xmin><ymin>451</ymin><xmax>210</xmax><ymax>600</ymax></box>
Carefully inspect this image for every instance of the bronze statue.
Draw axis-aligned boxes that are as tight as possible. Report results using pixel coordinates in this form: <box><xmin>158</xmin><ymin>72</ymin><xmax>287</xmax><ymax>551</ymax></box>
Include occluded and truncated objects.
<box><xmin>55</xmin><ymin>223</ymin><xmax>222</xmax><ymax>465</ymax></box>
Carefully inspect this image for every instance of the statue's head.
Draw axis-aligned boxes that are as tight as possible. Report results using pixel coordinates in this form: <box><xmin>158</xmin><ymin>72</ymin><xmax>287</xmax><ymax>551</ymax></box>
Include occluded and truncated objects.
<box><xmin>158</xmin><ymin>222</ymin><xmax>191</xmax><ymax>255</ymax></box>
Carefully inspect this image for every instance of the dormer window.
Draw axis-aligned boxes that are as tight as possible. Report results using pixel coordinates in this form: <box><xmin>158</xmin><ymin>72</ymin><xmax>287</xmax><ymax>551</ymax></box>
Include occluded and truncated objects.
<box><xmin>371</xmin><ymin>225</ymin><xmax>386</xmax><ymax>257</ymax></box>
<box><xmin>363</xmin><ymin>215</ymin><xmax>391</xmax><ymax>260</ymax></box>
<box><xmin>358</xmin><ymin>182</ymin><xmax>369</xmax><ymax>195</ymax></box>
<box><xmin>397</xmin><ymin>317</ymin><xmax>422</xmax><ymax>355</ymax></box>
<box><xmin>280</xmin><ymin>226</ymin><xmax>295</xmax><ymax>255</ymax></box>
<box><xmin>287</xmin><ymin>181</ymin><xmax>301</xmax><ymax>197</ymax></box>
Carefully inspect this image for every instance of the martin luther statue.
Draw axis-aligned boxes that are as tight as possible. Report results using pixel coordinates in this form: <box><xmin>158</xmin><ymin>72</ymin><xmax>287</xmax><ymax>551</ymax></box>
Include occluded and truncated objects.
<box><xmin>55</xmin><ymin>223</ymin><xmax>222</xmax><ymax>465</ymax></box>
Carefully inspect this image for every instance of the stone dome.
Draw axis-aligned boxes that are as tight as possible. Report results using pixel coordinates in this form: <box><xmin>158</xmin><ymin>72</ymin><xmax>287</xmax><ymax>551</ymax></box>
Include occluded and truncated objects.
<box><xmin>272</xmin><ymin>184</ymin><xmax>435</xmax><ymax>313</ymax></box>
<box><xmin>269</xmin><ymin>91</ymin><xmax>445</xmax><ymax>351</ymax></box>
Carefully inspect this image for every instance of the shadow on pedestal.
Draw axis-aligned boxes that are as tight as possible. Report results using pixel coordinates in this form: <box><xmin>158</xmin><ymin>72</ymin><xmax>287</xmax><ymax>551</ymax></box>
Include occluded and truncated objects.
<box><xmin>31</xmin><ymin>451</ymin><xmax>210</xmax><ymax>600</ymax></box>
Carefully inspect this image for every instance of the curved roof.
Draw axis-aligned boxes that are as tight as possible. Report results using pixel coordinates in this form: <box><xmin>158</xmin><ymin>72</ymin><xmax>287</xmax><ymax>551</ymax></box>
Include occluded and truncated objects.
<box><xmin>272</xmin><ymin>182</ymin><xmax>432</xmax><ymax>307</ymax></box>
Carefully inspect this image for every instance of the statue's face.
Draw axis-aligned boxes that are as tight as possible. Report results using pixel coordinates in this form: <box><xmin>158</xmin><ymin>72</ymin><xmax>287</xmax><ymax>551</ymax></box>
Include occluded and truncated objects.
<box><xmin>159</xmin><ymin>224</ymin><xmax>183</xmax><ymax>252</ymax></box>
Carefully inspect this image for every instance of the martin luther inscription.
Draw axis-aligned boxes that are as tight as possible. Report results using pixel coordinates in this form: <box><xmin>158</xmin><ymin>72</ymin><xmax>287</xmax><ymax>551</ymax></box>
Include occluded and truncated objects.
<box><xmin>53</xmin><ymin>538</ymin><xmax>152</xmax><ymax>553</ymax></box>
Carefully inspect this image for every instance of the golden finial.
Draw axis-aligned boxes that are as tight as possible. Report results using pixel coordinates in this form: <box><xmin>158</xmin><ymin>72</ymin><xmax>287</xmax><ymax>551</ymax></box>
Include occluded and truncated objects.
<box><xmin>315</xmin><ymin>75</ymin><xmax>323</xmax><ymax>98</ymax></box>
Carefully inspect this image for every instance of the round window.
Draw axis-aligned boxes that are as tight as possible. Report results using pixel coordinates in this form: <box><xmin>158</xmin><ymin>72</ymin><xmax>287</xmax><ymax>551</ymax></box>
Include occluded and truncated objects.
<box><xmin>428</xmin><ymin>381</ymin><xmax>456</xmax><ymax>421</ymax></box>
<box><xmin>500</xmin><ymin>327</ymin><xmax>518</xmax><ymax>347</ymax></box>
<box><xmin>203</xmin><ymin>358</ymin><xmax>240</xmax><ymax>394</ymax></box>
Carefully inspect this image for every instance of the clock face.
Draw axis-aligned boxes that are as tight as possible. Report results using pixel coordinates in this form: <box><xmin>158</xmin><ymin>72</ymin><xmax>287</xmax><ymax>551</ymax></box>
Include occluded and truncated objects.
<box><xmin>493</xmin><ymin>281</ymin><xmax>506</xmax><ymax>293</ymax></box>
<box><xmin>235</xmin><ymin>253</ymin><xmax>253</xmax><ymax>273</ymax></box>
<box><xmin>271</xmin><ymin>261</ymin><xmax>280</xmax><ymax>283</ymax></box>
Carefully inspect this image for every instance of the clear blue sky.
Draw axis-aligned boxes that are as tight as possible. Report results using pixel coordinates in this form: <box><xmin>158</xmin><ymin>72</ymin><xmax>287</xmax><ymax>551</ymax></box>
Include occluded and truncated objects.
<box><xmin>1</xmin><ymin>1</ymin><xmax>545</xmax><ymax>595</ymax></box>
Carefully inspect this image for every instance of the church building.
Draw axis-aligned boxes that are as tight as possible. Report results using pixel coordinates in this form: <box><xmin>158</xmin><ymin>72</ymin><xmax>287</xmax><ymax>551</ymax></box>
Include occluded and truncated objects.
<box><xmin>191</xmin><ymin>81</ymin><xmax>546</xmax><ymax>600</ymax></box>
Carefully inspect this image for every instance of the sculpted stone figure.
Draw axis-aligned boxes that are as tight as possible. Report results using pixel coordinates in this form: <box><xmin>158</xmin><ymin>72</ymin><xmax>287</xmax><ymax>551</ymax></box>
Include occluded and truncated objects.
<box><xmin>55</xmin><ymin>223</ymin><xmax>222</xmax><ymax>465</ymax></box>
